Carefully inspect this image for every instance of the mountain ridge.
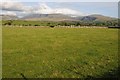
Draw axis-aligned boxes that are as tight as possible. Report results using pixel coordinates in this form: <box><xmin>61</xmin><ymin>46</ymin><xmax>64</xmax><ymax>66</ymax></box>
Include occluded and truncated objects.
<box><xmin>1</xmin><ymin>13</ymin><xmax>117</xmax><ymax>22</ymax></box>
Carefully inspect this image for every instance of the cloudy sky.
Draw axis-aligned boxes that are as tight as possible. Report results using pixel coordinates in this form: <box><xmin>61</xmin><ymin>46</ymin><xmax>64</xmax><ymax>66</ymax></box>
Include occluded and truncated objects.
<box><xmin>0</xmin><ymin>0</ymin><xmax>118</xmax><ymax>18</ymax></box>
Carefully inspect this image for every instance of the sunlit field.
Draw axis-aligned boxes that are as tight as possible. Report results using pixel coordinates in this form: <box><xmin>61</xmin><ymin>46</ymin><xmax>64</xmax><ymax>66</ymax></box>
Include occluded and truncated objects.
<box><xmin>2</xmin><ymin>27</ymin><xmax>118</xmax><ymax>78</ymax></box>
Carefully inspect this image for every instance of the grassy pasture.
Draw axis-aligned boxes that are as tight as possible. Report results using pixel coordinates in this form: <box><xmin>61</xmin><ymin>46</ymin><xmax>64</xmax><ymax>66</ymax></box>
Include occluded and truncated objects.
<box><xmin>2</xmin><ymin>27</ymin><xmax>118</xmax><ymax>78</ymax></box>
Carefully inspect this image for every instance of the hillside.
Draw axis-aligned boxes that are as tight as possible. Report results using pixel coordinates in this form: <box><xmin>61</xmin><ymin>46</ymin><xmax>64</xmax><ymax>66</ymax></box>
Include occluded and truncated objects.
<box><xmin>0</xmin><ymin>15</ymin><xmax>18</xmax><ymax>20</ymax></box>
<box><xmin>1</xmin><ymin>13</ymin><xmax>117</xmax><ymax>22</ymax></box>
<box><xmin>21</xmin><ymin>14</ymin><xmax>77</xmax><ymax>21</ymax></box>
<box><xmin>89</xmin><ymin>14</ymin><xmax>116</xmax><ymax>21</ymax></box>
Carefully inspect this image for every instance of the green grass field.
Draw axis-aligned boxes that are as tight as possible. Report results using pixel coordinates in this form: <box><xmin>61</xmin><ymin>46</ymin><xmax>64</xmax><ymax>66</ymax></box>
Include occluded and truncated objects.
<box><xmin>2</xmin><ymin>27</ymin><xmax>118</xmax><ymax>78</ymax></box>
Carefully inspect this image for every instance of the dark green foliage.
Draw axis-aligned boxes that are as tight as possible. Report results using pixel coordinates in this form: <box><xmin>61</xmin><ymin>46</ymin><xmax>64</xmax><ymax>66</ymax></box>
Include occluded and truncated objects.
<box><xmin>3</xmin><ymin>20</ymin><xmax>13</xmax><ymax>25</ymax></box>
<box><xmin>49</xmin><ymin>25</ymin><xmax>55</xmax><ymax>28</ymax></box>
<box><xmin>34</xmin><ymin>24</ymin><xmax>39</xmax><ymax>26</ymax></box>
<box><xmin>2</xmin><ymin>20</ymin><xmax>118</xmax><ymax>27</ymax></box>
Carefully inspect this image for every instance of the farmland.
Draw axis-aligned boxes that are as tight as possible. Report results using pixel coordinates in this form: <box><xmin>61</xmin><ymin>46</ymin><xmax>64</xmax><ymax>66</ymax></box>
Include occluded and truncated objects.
<box><xmin>2</xmin><ymin>27</ymin><xmax>118</xmax><ymax>78</ymax></box>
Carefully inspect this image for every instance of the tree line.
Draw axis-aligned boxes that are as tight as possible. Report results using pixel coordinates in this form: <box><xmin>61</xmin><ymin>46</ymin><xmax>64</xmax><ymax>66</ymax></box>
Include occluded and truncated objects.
<box><xmin>2</xmin><ymin>20</ymin><xmax>119</xmax><ymax>28</ymax></box>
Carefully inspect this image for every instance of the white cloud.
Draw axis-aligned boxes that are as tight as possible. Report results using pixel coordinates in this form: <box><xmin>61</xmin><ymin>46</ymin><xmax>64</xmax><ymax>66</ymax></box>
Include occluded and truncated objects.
<box><xmin>34</xmin><ymin>3</ymin><xmax>53</xmax><ymax>14</ymax></box>
<box><xmin>1</xmin><ymin>0</ymin><xmax>24</xmax><ymax>11</ymax></box>
<box><xmin>1</xmin><ymin>11</ymin><xmax>17</xmax><ymax>16</ymax></box>
<box><xmin>1</xmin><ymin>0</ymin><xmax>33</xmax><ymax>12</ymax></box>
<box><xmin>1</xmin><ymin>1</ymin><xmax>86</xmax><ymax>16</ymax></box>
<box><xmin>54</xmin><ymin>8</ymin><xmax>81</xmax><ymax>15</ymax></box>
<box><xmin>34</xmin><ymin>3</ymin><xmax>86</xmax><ymax>16</ymax></box>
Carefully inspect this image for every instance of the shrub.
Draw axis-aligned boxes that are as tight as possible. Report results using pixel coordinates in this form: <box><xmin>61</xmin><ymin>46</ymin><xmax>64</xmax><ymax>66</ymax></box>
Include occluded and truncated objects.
<box><xmin>50</xmin><ymin>25</ymin><xmax>55</xmax><ymax>28</ymax></box>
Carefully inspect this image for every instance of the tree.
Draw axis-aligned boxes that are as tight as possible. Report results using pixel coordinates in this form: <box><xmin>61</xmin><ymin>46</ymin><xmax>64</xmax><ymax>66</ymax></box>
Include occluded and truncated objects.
<box><xmin>49</xmin><ymin>25</ymin><xmax>55</xmax><ymax>28</ymax></box>
<box><xmin>4</xmin><ymin>20</ymin><xmax>12</xmax><ymax>25</ymax></box>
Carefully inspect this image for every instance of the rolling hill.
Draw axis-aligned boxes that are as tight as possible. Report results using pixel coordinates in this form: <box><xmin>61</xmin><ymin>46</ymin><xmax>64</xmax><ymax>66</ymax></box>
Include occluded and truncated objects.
<box><xmin>1</xmin><ymin>13</ymin><xmax>117</xmax><ymax>22</ymax></box>
<box><xmin>0</xmin><ymin>15</ymin><xmax>18</xmax><ymax>20</ymax></box>
<box><xmin>21</xmin><ymin>14</ymin><xmax>117</xmax><ymax>22</ymax></box>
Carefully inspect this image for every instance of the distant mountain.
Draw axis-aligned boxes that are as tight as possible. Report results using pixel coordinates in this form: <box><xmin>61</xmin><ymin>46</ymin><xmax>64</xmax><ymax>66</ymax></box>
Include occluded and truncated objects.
<box><xmin>21</xmin><ymin>14</ymin><xmax>75</xmax><ymax>21</ymax></box>
<box><xmin>88</xmin><ymin>14</ymin><xmax>116</xmax><ymax>21</ymax></box>
<box><xmin>21</xmin><ymin>14</ymin><xmax>117</xmax><ymax>22</ymax></box>
<box><xmin>80</xmin><ymin>16</ymin><xmax>96</xmax><ymax>21</ymax></box>
<box><xmin>1</xmin><ymin>13</ymin><xmax>117</xmax><ymax>22</ymax></box>
<box><xmin>0</xmin><ymin>15</ymin><xmax>18</xmax><ymax>20</ymax></box>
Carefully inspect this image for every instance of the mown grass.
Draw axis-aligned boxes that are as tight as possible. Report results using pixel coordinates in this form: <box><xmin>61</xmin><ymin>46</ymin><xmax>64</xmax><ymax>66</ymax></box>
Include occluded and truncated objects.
<box><xmin>2</xmin><ymin>27</ymin><xmax>118</xmax><ymax>78</ymax></box>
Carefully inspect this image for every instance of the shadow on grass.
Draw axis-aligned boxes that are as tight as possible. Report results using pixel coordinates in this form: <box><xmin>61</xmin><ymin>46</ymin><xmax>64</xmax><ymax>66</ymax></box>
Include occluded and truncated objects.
<box><xmin>1</xmin><ymin>67</ymin><xmax>119</xmax><ymax>80</ymax></box>
<box><xmin>84</xmin><ymin>67</ymin><xmax>119</xmax><ymax>80</ymax></box>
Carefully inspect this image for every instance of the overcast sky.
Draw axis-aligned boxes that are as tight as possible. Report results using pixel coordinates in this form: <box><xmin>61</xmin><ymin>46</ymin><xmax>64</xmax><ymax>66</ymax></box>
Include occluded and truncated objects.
<box><xmin>0</xmin><ymin>0</ymin><xmax>119</xmax><ymax>18</ymax></box>
<box><xmin>1</xmin><ymin>0</ymin><xmax>119</xmax><ymax>2</ymax></box>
